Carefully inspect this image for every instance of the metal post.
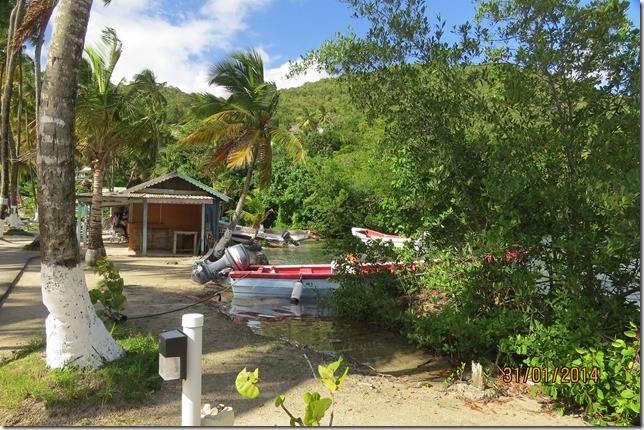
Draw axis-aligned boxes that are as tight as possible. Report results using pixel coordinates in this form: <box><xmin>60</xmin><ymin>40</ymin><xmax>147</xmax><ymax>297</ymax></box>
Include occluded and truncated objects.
<box><xmin>181</xmin><ymin>313</ymin><xmax>203</xmax><ymax>426</ymax></box>
<box><xmin>142</xmin><ymin>201</ymin><xmax>148</xmax><ymax>256</ymax></box>
<box><xmin>200</xmin><ymin>204</ymin><xmax>206</xmax><ymax>255</ymax></box>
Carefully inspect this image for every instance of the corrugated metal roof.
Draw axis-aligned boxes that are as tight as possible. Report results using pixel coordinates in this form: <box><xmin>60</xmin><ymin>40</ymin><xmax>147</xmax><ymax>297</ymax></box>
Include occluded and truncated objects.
<box><xmin>76</xmin><ymin>192</ymin><xmax>213</xmax><ymax>205</ymax></box>
<box><xmin>125</xmin><ymin>171</ymin><xmax>229</xmax><ymax>202</ymax></box>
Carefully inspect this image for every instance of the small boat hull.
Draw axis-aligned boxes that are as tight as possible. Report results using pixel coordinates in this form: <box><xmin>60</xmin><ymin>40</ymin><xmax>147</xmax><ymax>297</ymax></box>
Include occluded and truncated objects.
<box><xmin>351</xmin><ymin>227</ymin><xmax>410</xmax><ymax>249</ymax></box>
<box><xmin>229</xmin><ymin>262</ymin><xmax>400</xmax><ymax>299</ymax></box>
<box><xmin>231</xmin><ymin>277</ymin><xmax>339</xmax><ymax>299</ymax></box>
<box><xmin>229</xmin><ymin>264</ymin><xmax>338</xmax><ymax>299</ymax></box>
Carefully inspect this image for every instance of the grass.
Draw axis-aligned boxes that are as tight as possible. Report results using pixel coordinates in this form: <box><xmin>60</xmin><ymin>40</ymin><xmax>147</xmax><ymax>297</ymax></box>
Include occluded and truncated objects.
<box><xmin>2</xmin><ymin>228</ymin><xmax>34</xmax><ymax>236</ymax></box>
<box><xmin>0</xmin><ymin>325</ymin><xmax>161</xmax><ymax>419</ymax></box>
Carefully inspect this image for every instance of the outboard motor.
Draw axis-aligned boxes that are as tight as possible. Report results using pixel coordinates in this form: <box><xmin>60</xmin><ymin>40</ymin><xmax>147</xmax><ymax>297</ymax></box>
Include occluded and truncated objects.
<box><xmin>191</xmin><ymin>244</ymin><xmax>250</xmax><ymax>284</ymax></box>
<box><xmin>281</xmin><ymin>230</ymin><xmax>300</xmax><ymax>246</ymax></box>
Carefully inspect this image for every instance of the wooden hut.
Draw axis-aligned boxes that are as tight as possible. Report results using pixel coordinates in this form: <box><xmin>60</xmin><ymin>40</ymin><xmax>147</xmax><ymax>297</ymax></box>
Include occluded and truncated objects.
<box><xmin>76</xmin><ymin>171</ymin><xmax>229</xmax><ymax>256</ymax></box>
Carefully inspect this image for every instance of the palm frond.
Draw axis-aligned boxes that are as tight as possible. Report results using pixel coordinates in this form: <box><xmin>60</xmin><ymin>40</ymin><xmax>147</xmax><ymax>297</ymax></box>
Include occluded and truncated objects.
<box><xmin>270</xmin><ymin>128</ymin><xmax>305</xmax><ymax>163</ymax></box>
<box><xmin>11</xmin><ymin>0</ymin><xmax>56</xmax><ymax>52</ymax></box>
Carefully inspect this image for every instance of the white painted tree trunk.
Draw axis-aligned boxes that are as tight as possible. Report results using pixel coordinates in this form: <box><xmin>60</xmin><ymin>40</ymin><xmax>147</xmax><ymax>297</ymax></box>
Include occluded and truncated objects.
<box><xmin>36</xmin><ymin>0</ymin><xmax>123</xmax><ymax>369</ymax></box>
<box><xmin>41</xmin><ymin>263</ymin><xmax>123</xmax><ymax>368</ymax></box>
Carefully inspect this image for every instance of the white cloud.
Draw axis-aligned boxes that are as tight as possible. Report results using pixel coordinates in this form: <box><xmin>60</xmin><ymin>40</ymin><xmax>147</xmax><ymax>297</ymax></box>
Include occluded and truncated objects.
<box><xmin>266</xmin><ymin>61</ymin><xmax>330</xmax><ymax>89</ymax></box>
<box><xmin>42</xmin><ymin>0</ymin><xmax>327</xmax><ymax>95</ymax></box>
<box><xmin>198</xmin><ymin>0</ymin><xmax>271</xmax><ymax>37</ymax></box>
<box><xmin>85</xmin><ymin>0</ymin><xmax>226</xmax><ymax>93</ymax></box>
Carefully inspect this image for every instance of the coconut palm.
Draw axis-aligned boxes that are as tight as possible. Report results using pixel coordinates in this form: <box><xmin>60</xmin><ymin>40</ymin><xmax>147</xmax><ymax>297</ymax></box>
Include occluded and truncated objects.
<box><xmin>122</xmin><ymin>68</ymin><xmax>171</xmax><ymax>185</ymax></box>
<box><xmin>37</xmin><ymin>0</ymin><xmax>123</xmax><ymax>369</ymax></box>
<box><xmin>76</xmin><ymin>27</ymin><xmax>129</xmax><ymax>266</ymax></box>
<box><xmin>226</xmin><ymin>189</ymin><xmax>274</xmax><ymax>235</ymax></box>
<box><xmin>1</xmin><ymin>0</ymin><xmax>26</xmax><ymax>222</ymax></box>
<box><xmin>181</xmin><ymin>49</ymin><xmax>304</xmax><ymax>258</ymax></box>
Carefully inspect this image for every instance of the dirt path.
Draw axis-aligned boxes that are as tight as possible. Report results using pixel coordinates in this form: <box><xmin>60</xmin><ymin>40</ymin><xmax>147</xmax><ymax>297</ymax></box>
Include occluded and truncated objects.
<box><xmin>0</xmin><ymin>248</ymin><xmax>588</xmax><ymax>426</ymax></box>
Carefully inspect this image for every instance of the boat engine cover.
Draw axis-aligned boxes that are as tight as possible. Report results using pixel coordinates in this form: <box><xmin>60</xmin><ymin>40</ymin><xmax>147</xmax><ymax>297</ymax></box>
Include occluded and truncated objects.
<box><xmin>191</xmin><ymin>244</ymin><xmax>250</xmax><ymax>284</ymax></box>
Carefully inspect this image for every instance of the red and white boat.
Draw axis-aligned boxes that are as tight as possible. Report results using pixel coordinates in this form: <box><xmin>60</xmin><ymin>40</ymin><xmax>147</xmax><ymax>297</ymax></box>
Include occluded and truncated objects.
<box><xmin>351</xmin><ymin>227</ymin><xmax>411</xmax><ymax>249</ymax></box>
<box><xmin>191</xmin><ymin>244</ymin><xmax>401</xmax><ymax>304</ymax></box>
<box><xmin>229</xmin><ymin>264</ymin><xmax>339</xmax><ymax>300</ymax></box>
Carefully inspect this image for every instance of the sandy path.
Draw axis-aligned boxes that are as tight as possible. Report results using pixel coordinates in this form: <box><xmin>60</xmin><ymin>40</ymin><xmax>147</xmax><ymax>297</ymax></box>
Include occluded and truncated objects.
<box><xmin>0</xmin><ymin>248</ymin><xmax>588</xmax><ymax>426</ymax></box>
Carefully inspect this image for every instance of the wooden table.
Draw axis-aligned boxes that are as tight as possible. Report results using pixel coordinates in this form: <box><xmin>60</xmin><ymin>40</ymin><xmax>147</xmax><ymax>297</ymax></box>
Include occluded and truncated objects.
<box><xmin>173</xmin><ymin>230</ymin><xmax>198</xmax><ymax>255</ymax></box>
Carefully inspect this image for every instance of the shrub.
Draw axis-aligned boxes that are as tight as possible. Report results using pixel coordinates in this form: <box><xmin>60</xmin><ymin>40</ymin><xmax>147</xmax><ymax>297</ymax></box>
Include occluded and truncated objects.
<box><xmin>89</xmin><ymin>257</ymin><xmax>127</xmax><ymax>322</ymax></box>
<box><xmin>507</xmin><ymin>322</ymin><xmax>640</xmax><ymax>426</ymax></box>
<box><xmin>403</xmin><ymin>248</ymin><xmax>540</xmax><ymax>362</ymax></box>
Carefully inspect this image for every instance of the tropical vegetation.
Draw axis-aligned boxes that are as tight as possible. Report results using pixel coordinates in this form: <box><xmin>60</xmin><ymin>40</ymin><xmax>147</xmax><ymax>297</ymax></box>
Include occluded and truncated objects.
<box><xmin>0</xmin><ymin>0</ymin><xmax>639</xmax><ymax>425</ymax></box>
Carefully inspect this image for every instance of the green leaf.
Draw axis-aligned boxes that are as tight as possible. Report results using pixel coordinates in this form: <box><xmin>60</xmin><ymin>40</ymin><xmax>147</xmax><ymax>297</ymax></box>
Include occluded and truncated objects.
<box><xmin>112</xmin><ymin>294</ymin><xmax>126</xmax><ymax>308</ymax></box>
<box><xmin>326</xmin><ymin>357</ymin><xmax>343</xmax><ymax>372</ymax></box>
<box><xmin>303</xmin><ymin>391</ymin><xmax>320</xmax><ymax>405</ymax></box>
<box><xmin>274</xmin><ymin>395</ymin><xmax>285</xmax><ymax>407</ymax></box>
<box><xmin>235</xmin><ymin>368</ymin><xmax>260</xmax><ymax>399</ymax></box>
<box><xmin>621</xmin><ymin>389</ymin><xmax>635</xmax><ymax>399</ymax></box>
<box><xmin>336</xmin><ymin>366</ymin><xmax>349</xmax><ymax>389</ymax></box>
<box><xmin>612</xmin><ymin>339</ymin><xmax>626</xmax><ymax>348</ymax></box>
<box><xmin>303</xmin><ymin>397</ymin><xmax>332</xmax><ymax>426</ymax></box>
<box><xmin>88</xmin><ymin>289</ymin><xmax>102</xmax><ymax>304</ymax></box>
<box><xmin>318</xmin><ymin>363</ymin><xmax>334</xmax><ymax>381</ymax></box>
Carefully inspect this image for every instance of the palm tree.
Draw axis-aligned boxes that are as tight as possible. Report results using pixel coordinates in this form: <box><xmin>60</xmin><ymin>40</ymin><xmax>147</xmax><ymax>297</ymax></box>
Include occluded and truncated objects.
<box><xmin>123</xmin><ymin>68</ymin><xmax>171</xmax><ymax>185</ymax></box>
<box><xmin>226</xmin><ymin>189</ymin><xmax>273</xmax><ymax>235</ymax></box>
<box><xmin>1</xmin><ymin>0</ymin><xmax>26</xmax><ymax>222</ymax></box>
<box><xmin>37</xmin><ymin>0</ymin><xmax>123</xmax><ymax>369</ymax></box>
<box><xmin>75</xmin><ymin>27</ymin><xmax>129</xmax><ymax>266</ymax></box>
<box><xmin>181</xmin><ymin>49</ymin><xmax>304</xmax><ymax>259</ymax></box>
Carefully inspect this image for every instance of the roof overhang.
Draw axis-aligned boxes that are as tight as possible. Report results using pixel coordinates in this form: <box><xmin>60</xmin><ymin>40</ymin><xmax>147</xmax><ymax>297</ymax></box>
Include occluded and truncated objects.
<box><xmin>76</xmin><ymin>192</ymin><xmax>214</xmax><ymax>207</ymax></box>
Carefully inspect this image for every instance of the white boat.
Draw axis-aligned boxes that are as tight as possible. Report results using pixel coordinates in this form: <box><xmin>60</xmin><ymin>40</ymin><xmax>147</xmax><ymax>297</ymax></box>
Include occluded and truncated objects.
<box><xmin>351</xmin><ymin>227</ymin><xmax>411</xmax><ymax>249</ymax></box>
<box><xmin>256</xmin><ymin>226</ymin><xmax>310</xmax><ymax>245</ymax></box>
<box><xmin>219</xmin><ymin>221</ymin><xmax>309</xmax><ymax>246</ymax></box>
<box><xmin>191</xmin><ymin>244</ymin><xmax>401</xmax><ymax>303</ymax></box>
<box><xmin>218</xmin><ymin>220</ymin><xmax>256</xmax><ymax>244</ymax></box>
<box><xmin>229</xmin><ymin>264</ymin><xmax>340</xmax><ymax>300</ymax></box>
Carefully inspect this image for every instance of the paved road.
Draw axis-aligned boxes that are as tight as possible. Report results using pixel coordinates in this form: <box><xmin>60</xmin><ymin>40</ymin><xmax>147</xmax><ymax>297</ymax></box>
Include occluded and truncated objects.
<box><xmin>0</xmin><ymin>234</ymin><xmax>42</xmax><ymax>359</ymax></box>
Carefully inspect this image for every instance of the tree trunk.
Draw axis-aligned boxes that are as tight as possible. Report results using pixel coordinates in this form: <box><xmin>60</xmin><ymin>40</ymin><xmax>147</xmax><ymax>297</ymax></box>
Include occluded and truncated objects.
<box><xmin>37</xmin><ymin>0</ymin><xmax>123</xmax><ymax>369</ymax></box>
<box><xmin>1</xmin><ymin>0</ymin><xmax>25</xmax><ymax>220</ymax></box>
<box><xmin>84</xmin><ymin>159</ymin><xmax>107</xmax><ymax>266</ymax></box>
<box><xmin>31</xmin><ymin>1</ymin><xmax>55</xmax><ymax>222</ymax></box>
<box><xmin>9</xmin><ymin>131</ymin><xmax>19</xmax><ymax>209</ymax></box>
<box><xmin>212</xmin><ymin>166</ymin><xmax>254</xmax><ymax>259</ymax></box>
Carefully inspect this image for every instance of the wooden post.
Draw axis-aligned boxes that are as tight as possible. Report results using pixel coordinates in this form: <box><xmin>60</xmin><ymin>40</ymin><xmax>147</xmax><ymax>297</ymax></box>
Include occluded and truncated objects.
<box><xmin>471</xmin><ymin>361</ymin><xmax>485</xmax><ymax>390</ymax></box>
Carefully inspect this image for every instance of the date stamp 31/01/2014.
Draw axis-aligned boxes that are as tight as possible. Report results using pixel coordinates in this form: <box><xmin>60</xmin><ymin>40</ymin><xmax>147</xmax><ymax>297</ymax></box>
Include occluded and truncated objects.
<box><xmin>502</xmin><ymin>366</ymin><xmax>600</xmax><ymax>384</ymax></box>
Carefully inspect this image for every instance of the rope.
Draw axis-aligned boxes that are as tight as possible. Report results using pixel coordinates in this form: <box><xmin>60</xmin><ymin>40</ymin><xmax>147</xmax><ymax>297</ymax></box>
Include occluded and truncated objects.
<box><xmin>127</xmin><ymin>291</ymin><xmax>223</xmax><ymax>320</ymax></box>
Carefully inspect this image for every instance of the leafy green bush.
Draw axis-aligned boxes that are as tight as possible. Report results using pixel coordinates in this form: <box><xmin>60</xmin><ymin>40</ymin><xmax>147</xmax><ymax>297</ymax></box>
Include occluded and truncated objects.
<box><xmin>324</xmin><ymin>238</ymin><xmax>412</xmax><ymax>329</ymax></box>
<box><xmin>507</xmin><ymin>322</ymin><xmax>640</xmax><ymax>426</ymax></box>
<box><xmin>89</xmin><ymin>257</ymin><xmax>127</xmax><ymax>322</ymax></box>
<box><xmin>403</xmin><ymin>248</ymin><xmax>539</xmax><ymax>362</ymax></box>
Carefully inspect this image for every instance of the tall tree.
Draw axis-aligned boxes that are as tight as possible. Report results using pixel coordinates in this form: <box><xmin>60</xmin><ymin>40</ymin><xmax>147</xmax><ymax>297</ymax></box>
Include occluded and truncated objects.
<box><xmin>123</xmin><ymin>68</ymin><xmax>171</xmax><ymax>185</ymax></box>
<box><xmin>1</xmin><ymin>0</ymin><xmax>25</xmax><ymax>221</ymax></box>
<box><xmin>181</xmin><ymin>49</ymin><xmax>304</xmax><ymax>258</ymax></box>
<box><xmin>37</xmin><ymin>0</ymin><xmax>123</xmax><ymax>369</ymax></box>
<box><xmin>76</xmin><ymin>27</ymin><xmax>128</xmax><ymax>266</ymax></box>
<box><xmin>11</xmin><ymin>0</ymin><xmax>59</xmax><ymax>222</ymax></box>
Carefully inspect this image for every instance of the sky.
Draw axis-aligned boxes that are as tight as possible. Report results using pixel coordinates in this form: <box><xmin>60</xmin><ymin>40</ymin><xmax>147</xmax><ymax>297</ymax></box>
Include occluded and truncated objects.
<box><xmin>45</xmin><ymin>0</ymin><xmax>641</xmax><ymax>96</ymax></box>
